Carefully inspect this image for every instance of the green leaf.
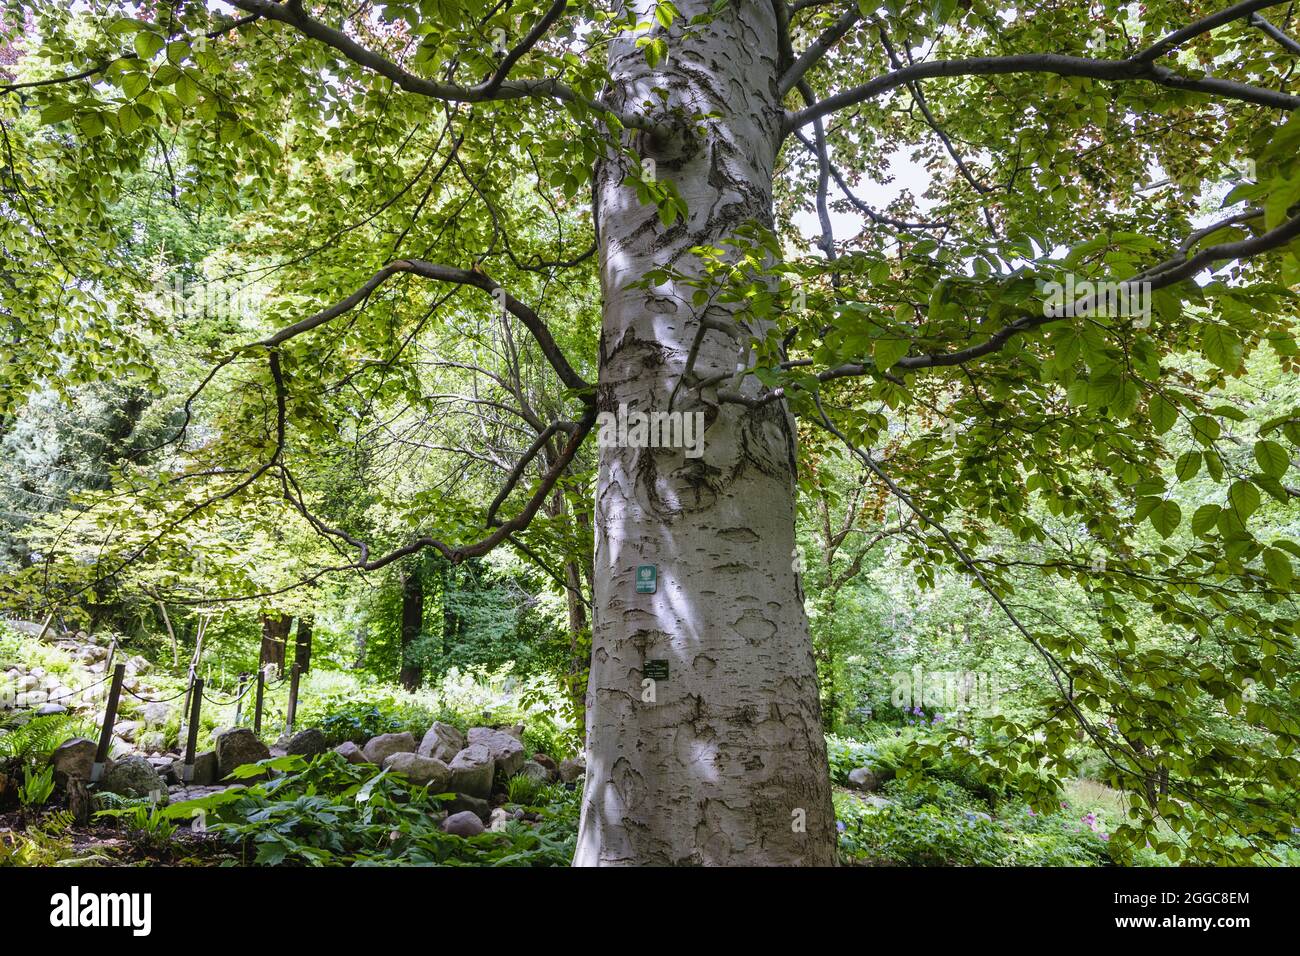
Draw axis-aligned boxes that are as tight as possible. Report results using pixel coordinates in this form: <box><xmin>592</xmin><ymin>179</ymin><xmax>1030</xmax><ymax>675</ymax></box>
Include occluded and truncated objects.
<box><xmin>175</xmin><ymin>74</ymin><xmax>199</xmax><ymax>107</ymax></box>
<box><xmin>1201</xmin><ymin>324</ymin><xmax>1243</xmax><ymax>372</ymax></box>
<box><xmin>1149</xmin><ymin>393</ymin><xmax>1176</xmax><ymax>434</ymax></box>
<box><xmin>1175</xmin><ymin>451</ymin><xmax>1202</xmax><ymax>482</ymax></box>
<box><xmin>1228</xmin><ymin>480</ymin><xmax>1261</xmax><ymax>519</ymax></box>
<box><xmin>1253</xmin><ymin>439</ymin><xmax>1289</xmax><ymax>479</ymax></box>
<box><xmin>1263</xmin><ymin>548</ymin><xmax>1293</xmax><ymax>587</ymax></box>
<box><xmin>39</xmin><ymin>103</ymin><xmax>76</xmax><ymax>125</ymax></box>
<box><xmin>134</xmin><ymin>30</ymin><xmax>166</xmax><ymax>60</ymax></box>
<box><xmin>1191</xmin><ymin>503</ymin><xmax>1221</xmax><ymax>537</ymax></box>
<box><xmin>1148</xmin><ymin>499</ymin><xmax>1181</xmax><ymax>539</ymax></box>
<box><xmin>872</xmin><ymin>336</ymin><xmax>910</xmax><ymax>371</ymax></box>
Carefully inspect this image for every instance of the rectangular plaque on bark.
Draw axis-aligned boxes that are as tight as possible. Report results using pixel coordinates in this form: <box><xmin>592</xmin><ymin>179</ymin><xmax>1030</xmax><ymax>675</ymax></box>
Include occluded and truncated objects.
<box><xmin>644</xmin><ymin>659</ymin><xmax>669</xmax><ymax>680</ymax></box>
<box><xmin>635</xmin><ymin>564</ymin><xmax>657</xmax><ymax>593</ymax></box>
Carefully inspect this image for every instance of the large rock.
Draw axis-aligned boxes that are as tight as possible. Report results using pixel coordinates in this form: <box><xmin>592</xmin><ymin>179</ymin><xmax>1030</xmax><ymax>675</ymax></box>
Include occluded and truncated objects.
<box><xmin>516</xmin><ymin>760</ymin><xmax>550</xmax><ymax>786</ymax></box>
<box><xmin>467</xmin><ymin>727</ymin><xmax>525</xmax><ymax>778</ymax></box>
<box><xmin>142</xmin><ymin>701</ymin><xmax>174</xmax><ymax>726</ymax></box>
<box><xmin>448</xmin><ymin>744</ymin><xmax>496</xmax><ymax>798</ymax></box>
<box><xmin>444</xmin><ymin>793</ymin><xmax>491</xmax><ymax>821</ymax></box>
<box><xmin>417</xmin><ymin>722</ymin><xmax>465</xmax><ymax>762</ymax></box>
<box><xmin>846</xmin><ymin>767</ymin><xmax>885</xmax><ymax>792</ymax></box>
<box><xmin>100</xmin><ymin>757</ymin><xmax>167</xmax><ymax>802</ymax></box>
<box><xmin>558</xmin><ymin>755</ymin><xmax>586</xmax><ymax>784</ymax></box>
<box><xmin>530</xmin><ymin>753</ymin><xmax>558</xmax><ymax>774</ymax></box>
<box><xmin>334</xmin><ymin>740</ymin><xmax>369</xmax><ymax>765</ymax></box>
<box><xmin>441</xmin><ymin>810</ymin><xmax>485</xmax><ymax>837</ymax></box>
<box><xmin>361</xmin><ymin>732</ymin><xmax>416</xmax><ymax>765</ymax></box>
<box><xmin>173</xmin><ymin>750</ymin><xmax>218</xmax><ymax>786</ymax></box>
<box><xmin>382</xmin><ymin>752</ymin><xmax>451</xmax><ymax>789</ymax></box>
<box><xmin>285</xmin><ymin>728</ymin><xmax>328</xmax><ymax>758</ymax></box>
<box><xmin>50</xmin><ymin>737</ymin><xmax>96</xmax><ymax>787</ymax></box>
<box><xmin>215</xmin><ymin>728</ymin><xmax>271</xmax><ymax>779</ymax></box>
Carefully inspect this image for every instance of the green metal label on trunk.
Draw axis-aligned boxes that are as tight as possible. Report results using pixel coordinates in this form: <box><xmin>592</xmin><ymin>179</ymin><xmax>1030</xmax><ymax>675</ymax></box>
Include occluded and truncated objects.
<box><xmin>636</xmin><ymin>564</ymin><xmax>657</xmax><ymax>593</ymax></box>
<box><xmin>644</xmin><ymin>659</ymin><xmax>669</xmax><ymax>680</ymax></box>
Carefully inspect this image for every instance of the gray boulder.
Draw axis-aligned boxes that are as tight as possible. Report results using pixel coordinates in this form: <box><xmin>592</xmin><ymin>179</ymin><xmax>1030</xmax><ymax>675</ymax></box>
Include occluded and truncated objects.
<box><xmin>334</xmin><ymin>740</ymin><xmax>369</xmax><ymax>764</ymax></box>
<box><xmin>558</xmin><ymin>755</ymin><xmax>586</xmax><ymax>783</ymax></box>
<box><xmin>50</xmin><ymin>737</ymin><xmax>96</xmax><ymax>786</ymax></box>
<box><xmin>448</xmin><ymin>743</ymin><xmax>496</xmax><ymax>798</ymax></box>
<box><xmin>100</xmin><ymin>756</ymin><xmax>167</xmax><ymax>802</ymax></box>
<box><xmin>516</xmin><ymin>760</ymin><xmax>550</xmax><ymax>786</ymax></box>
<box><xmin>361</xmin><ymin>731</ymin><xmax>416</xmax><ymax>765</ymax></box>
<box><xmin>173</xmin><ymin>750</ymin><xmax>218</xmax><ymax>786</ymax></box>
<box><xmin>215</xmin><ymin>728</ymin><xmax>271</xmax><ymax>779</ymax></box>
<box><xmin>467</xmin><ymin>726</ymin><xmax>525</xmax><ymax>778</ymax></box>
<box><xmin>285</xmin><ymin>728</ymin><xmax>328</xmax><ymax>758</ymax></box>
<box><xmin>382</xmin><ymin>752</ymin><xmax>451</xmax><ymax>789</ymax></box>
<box><xmin>441</xmin><ymin>810</ymin><xmax>485</xmax><ymax>837</ymax></box>
<box><xmin>444</xmin><ymin>793</ymin><xmax>491</xmax><ymax>821</ymax></box>
<box><xmin>846</xmin><ymin>767</ymin><xmax>885</xmax><ymax>792</ymax></box>
<box><xmin>142</xmin><ymin>701</ymin><xmax>174</xmax><ymax>726</ymax></box>
<box><xmin>417</xmin><ymin>722</ymin><xmax>465</xmax><ymax>762</ymax></box>
<box><xmin>530</xmin><ymin>753</ymin><xmax>558</xmax><ymax>776</ymax></box>
<box><xmin>488</xmin><ymin>807</ymin><xmax>512</xmax><ymax>832</ymax></box>
<box><xmin>193</xmin><ymin>750</ymin><xmax>219</xmax><ymax>785</ymax></box>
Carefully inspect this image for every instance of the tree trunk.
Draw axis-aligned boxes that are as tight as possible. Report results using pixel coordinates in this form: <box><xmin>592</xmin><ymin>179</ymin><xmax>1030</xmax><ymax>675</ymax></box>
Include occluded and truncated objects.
<box><xmin>259</xmin><ymin>612</ymin><xmax>291</xmax><ymax>673</ymax></box>
<box><xmin>576</xmin><ymin>1</ymin><xmax>835</xmax><ymax>866</ymax></box>
<box><xmin>399</xmin><ymin>567</ymin><xmax>424</xmax><ymax>692</ymax></box>
<box><xmin>294</xmin><ymin>615</ymin><xmax>314</xmax><ymax>674</ymax></box>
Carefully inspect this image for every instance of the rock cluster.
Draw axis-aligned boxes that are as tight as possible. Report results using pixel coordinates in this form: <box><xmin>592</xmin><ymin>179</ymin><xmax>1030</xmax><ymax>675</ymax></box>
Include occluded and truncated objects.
<box><xmin>1</xmin><ymin>624</ymin><xmax>171</xmax><ymax>740</ymax></box>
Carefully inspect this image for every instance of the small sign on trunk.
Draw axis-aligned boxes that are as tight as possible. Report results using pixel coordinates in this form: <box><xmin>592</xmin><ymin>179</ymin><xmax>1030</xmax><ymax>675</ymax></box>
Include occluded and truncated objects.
<box><xmin>636</xmin><ymin>564</ymin><xmax>657</xmax><ymax>593</ymax></box>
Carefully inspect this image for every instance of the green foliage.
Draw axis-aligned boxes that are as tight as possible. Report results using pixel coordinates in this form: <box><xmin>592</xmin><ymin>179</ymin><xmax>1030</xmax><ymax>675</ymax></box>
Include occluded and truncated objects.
<box><xmin>506</xmin><ymin>772</ymin><xmax>541</xmax><ymax>806</ymax></box>
<box><xmin>0</xmin><ymin>713</ymin><xmax>94</xmax><ymax>765</ymax></box>
<box><xmin>96</xmin><ymin>801</ymin><xmax>177</xmax><ymax>848</ymax></box>
<box><xmin>18</xmin><ymin>764</ymin><xmax>55</xmax><ymax>808</ymax></box>
<box><xmin>166</xmin><ymin>752</ymin><xmax>578</xmax><ymax>867</ymax></box>
<box><xmin>315</xmin><ymin>702</ymin><xmax>427</xmax><ymax>749</ymax></box>
<box><xmin>520</xmin><ymin>712</ymin><xmax>579</xmax><ymax>762</ymax></box>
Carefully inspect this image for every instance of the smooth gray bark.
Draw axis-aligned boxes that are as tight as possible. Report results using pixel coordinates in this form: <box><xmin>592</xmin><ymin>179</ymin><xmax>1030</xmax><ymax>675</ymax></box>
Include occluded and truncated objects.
<box><xmin>576</xmin><ymin>0</ymin><xmax>836</xmax><ymax>866</ymax></box>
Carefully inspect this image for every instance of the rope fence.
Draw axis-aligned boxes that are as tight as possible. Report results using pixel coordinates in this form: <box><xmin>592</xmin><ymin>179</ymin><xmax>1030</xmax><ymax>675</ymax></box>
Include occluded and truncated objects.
<box><xmin>2</xmin><ymin>659</ymin><xmax>309</xmax><ymax>787</ymax></box>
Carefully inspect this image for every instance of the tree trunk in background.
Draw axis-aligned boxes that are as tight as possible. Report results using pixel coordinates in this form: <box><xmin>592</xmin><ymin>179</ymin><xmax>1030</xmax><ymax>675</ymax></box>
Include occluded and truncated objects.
<box><xmin>259</xmin><ymin>612</ymin><xmax>291</xmax><ymax>672</ymax></box>
<box><xmin>295</xmin><ymin>615</ymin><xmax>314</xmax><ymax>674</ymax></box>
<box><xmin>563</xmin><ymin>554</ymin><xmax>590</xmax><ymax>717</ymax></box>
<box><xmin>399</xmin><ymin>568</ymin><xmax>424</xmax><ymax>692</ymax></box>
<box><xmin>576</xmin><ymin>0</ymin><xmax>835</xmax><ymax>865</ymax></box>
<box><xmin>353</xmin><ymin>623</ymin><xmax>367</xmax><ymax>669</ymax></box>
<box><xmin>441</xmin><ymin>561</ymin><xmax>459</xmax><ymax>659</ymax></box>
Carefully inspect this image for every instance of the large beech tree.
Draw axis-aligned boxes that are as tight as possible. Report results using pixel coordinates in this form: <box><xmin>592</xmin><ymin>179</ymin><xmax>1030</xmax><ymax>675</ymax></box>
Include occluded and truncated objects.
<box><xmin>4</xmin><ymin>0</ymin><xmax>1300</xmax><ymax>865</ymax></box>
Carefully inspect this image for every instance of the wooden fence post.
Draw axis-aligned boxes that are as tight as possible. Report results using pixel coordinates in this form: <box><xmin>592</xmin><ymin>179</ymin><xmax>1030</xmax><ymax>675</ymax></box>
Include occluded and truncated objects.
<box><xmin>91</xmin><ymin>663</ymin><xmax>125</xmax><ymax>783</ymax></box>
<box><xmin>253</xmin><ymin>667</ymin><xmax>266</xmax><ymax>736</ymax></box>
<box><xmin>286</xmin><ymin>663</ymin><xmax>300</xmax><ymax>735</ymax></box>
<box><xmin>233</xmin><ymin>672</ymin><xmax>250</xmax><ymax>726</ymax></box>
<box><xmin>182</xmin><ymin>677</ymin><xmax>203</xmax><ymax>784</ymax></box>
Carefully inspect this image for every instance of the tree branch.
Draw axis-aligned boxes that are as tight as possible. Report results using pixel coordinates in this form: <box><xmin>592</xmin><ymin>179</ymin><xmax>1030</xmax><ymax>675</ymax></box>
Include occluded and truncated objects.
<box><xmin>251</xmin><ymin>259</ymin><xmax>592</xmax><ymax>395</ymax></box>
<box><xmin>480</xmin><ymin>0</ymin><xmax>569</xmax><ymax>96</ymax></box>
<box><xmin>785</xmin><ymin>52</ymin><xmax>1299</xmax><ymax>132</ymax></box>
<box><xmin>228</xmin><ymin>0</ymin><xmax>661</xmax><ymax>133</ymax></box>
<box><xmin>777</xmin><ymin>4</ymin><xmax>861</xmax><ymax>97</ymax></box>
<box><xmin>1249</xmin><ymin>12</ymin><xmax>1300</xmax><ymax>55</ymax></box>
<box><xmin>1135</xmin><ymin>0</ymin><xmax>1294</xmax><ymax>62</ymax></box>
<box><xmin>795</xmin><ymin>209</ymin><xmax>1300</xmax><ymax>382</ymax></box>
